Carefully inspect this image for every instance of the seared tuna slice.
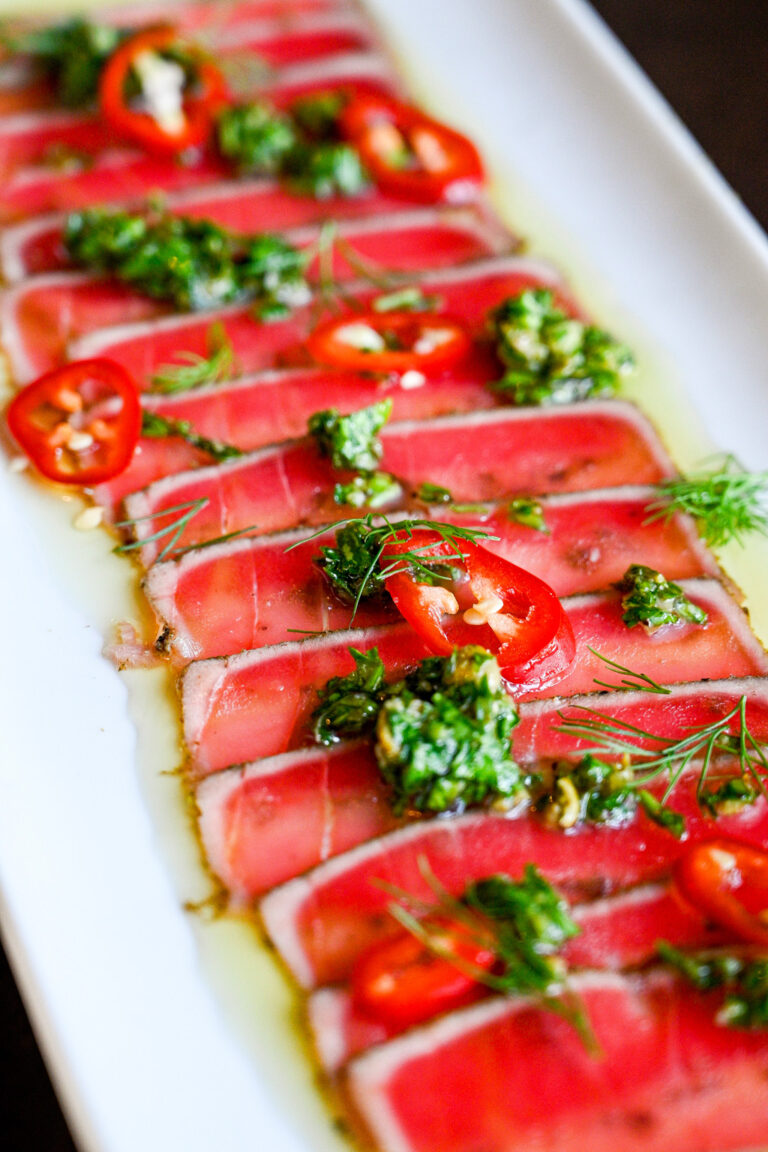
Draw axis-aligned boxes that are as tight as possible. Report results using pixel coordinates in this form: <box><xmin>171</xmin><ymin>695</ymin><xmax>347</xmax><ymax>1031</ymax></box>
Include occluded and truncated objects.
<box><xmin>1</xmin><ymin>196</ymin><xmax>509</xmax><ymax>280</ymax></box>
<box><xmin>308</xmin><ymin>883</ymin><xmax>724</xmax><ymax>1071</ymax></box>
<box><xmin>181</xmin><ymin>580</ymin><xmax>766</xmax><ymax>774</ymax></box>
<box><xmin>120</xmin><ymin>401</ymin><xmax>674</xmax><ymax>563</ymax></box>
<box><xmin>197</xmin><ymin>742</ymin><xmax>399</xmax><ymax>902</ymax></box>
<box><xmin>0</xmin><ymin>55</ymin><xmax>398</xmax><ymax>222</ymax></box>
<box><xmin>145</xmin><ymin>487</ymin><xmax>716</xmax><ymax>663</ymax></box>
<box><xmin>258</xmin><ymin>791</ymin><xmax>768</xmax><ymax>989</ymax></box>
<box><xmin>345</xmin><ymin>970</ymin><xmax>768</xmax><ymax>1152</ymax></box>
<box><xmin>69</xmin><ymin>255</ymin><xmax>566</xmax><ymax>381</ymax></box>
<box><xmin>1</xmin><ymin>209</ymin><xmax>508</xmax><ymax>382</ymax></box>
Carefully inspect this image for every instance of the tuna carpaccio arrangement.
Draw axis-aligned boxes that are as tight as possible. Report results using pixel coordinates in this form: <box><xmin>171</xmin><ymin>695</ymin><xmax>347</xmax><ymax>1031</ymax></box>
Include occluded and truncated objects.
<box><xmin>3</xmin><ymin>2</ymin><xmax>768</xmax><ymax>1148</ymax></box>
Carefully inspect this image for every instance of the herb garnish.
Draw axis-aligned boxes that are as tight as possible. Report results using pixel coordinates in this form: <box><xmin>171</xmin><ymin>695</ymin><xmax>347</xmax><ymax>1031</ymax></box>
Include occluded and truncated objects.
<box><xmin>416</xmin><ymin>482</ymin><xmax>453</xmax><ymax>504</ymax></box>
<box><xmin>5</xmin><ymin>17</ymin><xmax>127</xmax><ymax>106</ymax></box>
<box><xmin>554</xmin><ymin>695</ymin><xmax>768</xmax><ymax>832</ymax></box>
<box><xmin>658</xmin><ymin>942</ymin><xmax>768</xmax><ymax>1029</ymax></box>
<box><xmin>299</xmin><ymin>514</ymin><xmax>497</xmax><ymax>619</ymax></box>
<box><xmin>150</xmin><ymin>323</ymin><xmax>236</xmax><ymax>394</ymax></box>
<box><xmin>539</xmin><ymin>754</ymin><xmax>637</xmax><ymax>830</ymax></box>
<box><xmin>507</xmin><ymin>497</ymin><xmax>548</xmax><ymax>532</ymax></box>
<box><xmin>312</xmin><ymin>645</ymin><xmax>523</xmax><ymax>815</ymax></box>
<box><xmin>588</xmin><ymin>649</ymin><xmax>671</xmax><ymax>695</ymax></box>
<box><xmin>645</xmin><ymin>455</ymin><xmax>768</xmax><ymax>548</ymax></box>
<box><xmin>382</xmin><ymin>860</ymin><xmax>596</xmax><ymax>1051</ymax></box>
<box><xmin>308</xmin><ymin>399</ymin><xmax>392</xmax><ymax>472</ymax></box>
<box><xmin>64</xmin><ymin>208</ymin><xmax>309</xmax><ymax>316</ymax></box>
<box><xmin>140</xmin><ymin>411</ymin><xmax>243</xmax><ymax>462</ymax></box>
<box><xmin>490</xmin><ymin>288</ymin><xmax>634</xmax><ymax>406</ymax></box>
<box><xmin>216</xmin><ymin>91</ymin><xmax>369</xmax><ymax>199</ymax></box>
<box><xmin>618</xmin><ymin>564</ymin><xmax>708</xmax><ymax>631</ymax></box>
<box><xmin>114</xmin><ymin>496</ymin><xmax>208</xmax><ymax>563</ymax></box>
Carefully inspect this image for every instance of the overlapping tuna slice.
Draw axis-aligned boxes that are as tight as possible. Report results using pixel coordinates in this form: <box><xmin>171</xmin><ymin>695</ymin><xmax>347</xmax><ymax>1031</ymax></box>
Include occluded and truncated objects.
<box><xmin>0</xmin><ymin>9</ymin><xmax>382</xmax><ymax>116</ymax></box>
<box><xmin>258</xmin><ymin>779</ymin><xmax>768</xmax><ymax>991</ymax></box>
<box><xmin>96</xmin><ymin>362</ymin><xmax>504</xmax><ymax>509</ymax></box>
<box><xmin>344</xmin><ymin>970</ymin><xmax>768</xmax><ymax>1152</ymax></box>
<box><xmin>196</xmin><ymin>677</ymin><xmax>768</xmax><ymax>906</ymax></box>
<box><xmin>68</xmin><ymin>255</ymin><xmax>567</xmax><ymax>383</ymax></box>
<box><xmin>118</xmin><ymin>400</ymin><xmax>674</xmax><ymax>562</ymax></box>
<box><xmin>0</xmin><ymin>185</ymin><xmax>509</xmax><ymax>279</ymax></box>
<box><xmin>0</xmin><ymin>54</ymin><xmax>399</xmax><ymax>223</ymax></box>
<box><xmin>144</xmin><ymin>487</ymin><xmax>717</xmax><ymax>663</ymax></box>
<box><xmin>0</xmin><ymin>208</ymin><xmax>510</xmax><ymax>382</ymax></box>
<box><xmin>308</xmin><ymin>882</ymin><xmax>726</xmax><ymax>1071</ymax></box>
<box><xmin>181</xmin><ymin>579</ymin><xmax>766</xmax><ymax>774</ymax></box>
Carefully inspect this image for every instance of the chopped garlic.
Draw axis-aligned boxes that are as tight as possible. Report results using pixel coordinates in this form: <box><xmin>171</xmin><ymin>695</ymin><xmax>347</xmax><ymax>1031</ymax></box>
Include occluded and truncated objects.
<box><xmin>413</xmin><ymin>328</ymin><xmax>455</xmax><ymax>355</ymax></box>
<box><xmin>555</xmin><ymin>777</ymin><xmax>581</xmax><ymax>829</ymax></box>
<box><xmin>333</xmin><ymin>322</ymin><xmax>387</xmax><ymax>353</ymax></box>
<box><xmin>74</xmin><ymin>505</ymin><xmax>104</xmax><ymax>531</ymax></box>
<box><xmin>133</xmin><ymin>50</ymin><xmax>187</xmax><ymax>138</ymax></box>
<box><xmin>67</xmin><ymin>430</ymin><xmax>95</xmax><ymax>452</ymax></box>
<box><xmin>463</xmin><ymin>593</ymin><xmax>504</xmax><ymax>626</ymax></box>
<box><xmin>399</xmin><ymin>369</ymin><xmax>426</xmax><ymax>390</ymax></box>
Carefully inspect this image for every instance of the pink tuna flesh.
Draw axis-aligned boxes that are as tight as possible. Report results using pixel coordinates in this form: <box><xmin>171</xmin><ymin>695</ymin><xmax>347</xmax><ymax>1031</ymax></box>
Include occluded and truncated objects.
<box><xmin>144</xmin><ymin>487</ymin><xmax>716</xmax><ymax>663</ymax></box>
<box><xmin>120</xmin><ymin>401</ymin><xmax>674</xmax><ymax>563</ymax></box>
<box><xmin>258</xmin><ymin>793</ymin><xmax>768</xmax><ymax>989</ymax></box>
<box><xmin>308</xmin><ymin>883</ymin><xmax>725</xmax><ymax>1071</ymax></box>
<box><xmin>180</xmin><ymin>579</ymin><xmax>764</xmax><ymax>774</ymax></box>
<box><xmin>345</xmin><ymin>970</ymin><xmax>768</xmax><ymax>1152</ymax></box>
<box><xmin>2</xmin><ymin>209</ymin><xmax>506</xmax><ymax>382</ymax></box>
<box><xmin>69</xmin><ymin>255</ymin><xmax>568</xmax><ymax>382</ymax></box>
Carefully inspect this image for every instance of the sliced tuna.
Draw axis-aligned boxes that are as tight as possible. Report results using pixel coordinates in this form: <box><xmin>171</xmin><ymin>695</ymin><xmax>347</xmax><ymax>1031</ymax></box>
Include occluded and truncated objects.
<box><xmin>95</xmin><ymin>361</ymin><xmax>502</xmax><ymax>509</ymax></box>
<box><xmin>120</xmin><ymin>401</ymin><xmax>674</xmax><ymax>562</ymax></box>
<box><xmin>0</xmin><ymin>55</ymin><xmax>399</xmax><ymax>222</ymax></box>
<box><xmin>2</xmin><ymin>209</ymin><xmax>511</xmax><ymax>382</ymax></box>
<box><xmin>0</xmin><ymin>189</ymin><xmax>508</xmax><ymax>280</ymax></box>
<box><xmin>181</xmin><ymin>586</ymin><xmax>766</xmax><ymax>775</ymax></box>
<box><xmin>144</xmin><ymin>487</ymin><xmax>717</xmax><ymax>663</ymax></box>
<box><xmin>69</xmin><ymin>255</ymin><xmax>569</xmax><ymax>382</ymax></box>
<box><xmin>258</xmin><ymin>793</ymin><xmax>768</xmax><ymax>989</ymax></box>
<box><xmin>345</xmin><ymin>970</ymin><xmax>768</xmax><ymax>1152</ymax></box>
<box><xmin>308</xmin><ymin>883</ymin><xmax>725</xmax><ymax>1071</ymax></box>
<box><xmin>0</xmin><ymin>10</ymin><xmax>380</xmax><ymax>117</ymax></box>
<box><xmin>197</xmin><ymin>741</ymin><xmax>400</xmax><ymax>902</ymax></box>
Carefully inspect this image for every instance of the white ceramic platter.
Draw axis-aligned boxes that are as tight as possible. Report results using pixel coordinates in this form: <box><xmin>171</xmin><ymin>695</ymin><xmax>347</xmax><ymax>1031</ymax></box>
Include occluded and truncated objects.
<box><xmin>2</xmin><ymin>2</ymin><xmax>768</xmax><ymax>1151</ymax></box>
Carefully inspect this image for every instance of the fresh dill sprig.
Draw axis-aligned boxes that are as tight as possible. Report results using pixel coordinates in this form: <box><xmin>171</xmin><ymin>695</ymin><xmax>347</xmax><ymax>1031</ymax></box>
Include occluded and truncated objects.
<box><xmin>150</xmin><ymin>323</ymin><xmax>237</xmax><ymax>394</ymax></box>
<box><xmin>378</xmin><ymin>858</ymin><xmax>598</xmax><ymax>1055</ymax></box>
<box><xmin>164</xmin><ymin>523</ymin><xmax>258</xmax><ymax>561</ymax></box>
<box><xmin>588</xmin><ymin>648</ymin><xmax>671</xmax><ymax>695</ymax></box>
<box><xmin>645</xmin><ymin>455</ymin><xmax>768</xmax><ymax>549</ymax></box>
<box><xmin>287</xmin><ymin>514</ymin><xmax>498</xmax><ymax>621</ymax></box>
<box><xmin>554</xmin><ymin>695</ymin><xmax>768</xmax><ymax>817</ymax></box>
<box><xmin>114</xmin><ymin>497</ymin><xmax>209</xmax><ymax>563</ymax></box>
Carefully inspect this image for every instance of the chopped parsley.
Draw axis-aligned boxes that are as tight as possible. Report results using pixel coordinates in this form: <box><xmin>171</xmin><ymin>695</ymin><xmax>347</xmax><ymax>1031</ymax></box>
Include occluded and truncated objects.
<box><xmin>311</xmin><ymin>645</ymin><xmax>522</xmax><ymax>815</ymax></box>
<box><xmin>140</xmin><ymin>412</ymin><xmax>243</xmax><ymax>462</ymax></box>
<box><xmin>658</xmin><ymin>942</ymin><xmax>768</xmax><ymax>1029</ymax></box>
<box><xmin>334</xmin><ymin>471</ymin><xmax>403</xmax><ymax>509</ymax></box>
<box><xmin>63</xmin><ymin>208</ymin><xmax>309</xmax><ymax>316</ymax></box>
<box><xmin>372</xmin><ymin>286</ymin><xmax>442</xmax><ymax>313</ymax></box>
<box><xmin>216</xmin><ymin>90</ymin><xmax>369</xmax><ymax>199</ymax></box>
<box><xmin>416</xmin><ymin>482</ymin><xmax>453</xmax><ymax>505</ymax></box>
<box><xmin>490</xmin><ymin>288</ymin><xmax>634</xmax><ymax>406</ymax></box>
<box><xmin>308</xmin><ymin>399</ymin><xmax>392</xmax><ymax>472</ymax></box>
<box><xmin>7</xmin><ymin>17</ymin><xmax>127</xmax><ymax>106</ymax></box>
<box><xmin>539</xmin><ymin>754</ymin><xmax>637</xmax><ymax>830</ymax></box>
<box><xmin>619</xmin><ymin>564</ymin><xmax>708</xmax><ymax>631</ymax></box>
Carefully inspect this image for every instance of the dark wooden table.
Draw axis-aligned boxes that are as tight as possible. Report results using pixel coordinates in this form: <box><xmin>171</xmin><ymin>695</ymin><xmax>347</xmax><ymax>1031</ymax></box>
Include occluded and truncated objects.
<box><xmin>3</xmin><ymin>2</ymin><xmax>767</xmax><ymax>1148</ymax></box>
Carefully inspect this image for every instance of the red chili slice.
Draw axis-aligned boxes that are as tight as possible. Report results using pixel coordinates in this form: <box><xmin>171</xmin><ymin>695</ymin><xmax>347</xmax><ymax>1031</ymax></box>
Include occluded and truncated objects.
<box><xmin>340</xmin><ymin>94</ymin><xmax>484</xmax><ymax>202</ymax></box>
<box><xmin>99</xmin><ymin>27</ymin><xmax>228</xmax><ymax>155</ymax></box>
<box><xmin>381</xmin><ymin>529</ymin><xmax>576</xmax><ymax>690</ymax></box>
<box><xmin>674</xmin><ymin>839</ymin><xmax>768</xmax><ymax>947</ymax></box>
<box><xmin>351</xmin><ymin>919</ymin><xmax>495</xmax><ymax>1027</ymax></box>
<box><xmin>7</xmin><ymin>359</ymin><xmax>142</xmax><ymax>486</ymax></box>
<box><xmin>306</xmin><ymin>311</ymin><xmax>471</xmax><ymax>375</ymax></box>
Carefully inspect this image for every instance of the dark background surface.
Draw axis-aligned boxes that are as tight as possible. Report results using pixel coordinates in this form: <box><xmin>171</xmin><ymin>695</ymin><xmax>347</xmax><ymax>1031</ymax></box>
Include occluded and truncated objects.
<box><xmin>3</xmin><ymin>2</ymin><xmax>768</xmax><ymax>1148</ymax></box>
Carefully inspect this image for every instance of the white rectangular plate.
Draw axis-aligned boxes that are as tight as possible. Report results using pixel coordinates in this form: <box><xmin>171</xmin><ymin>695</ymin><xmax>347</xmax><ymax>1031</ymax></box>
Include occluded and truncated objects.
<box><xmin>2</xmin><ymin>2</ymin><xmax>768</xmax><ymax>1151</ymax></box>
